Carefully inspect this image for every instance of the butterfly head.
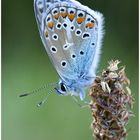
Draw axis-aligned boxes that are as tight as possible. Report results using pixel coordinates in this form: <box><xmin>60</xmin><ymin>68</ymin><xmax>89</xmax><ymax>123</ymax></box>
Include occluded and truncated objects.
<box><xmin>54</xmin><ymin>79</ymin><xmax>85</xmax><ymax>99</ymax></box>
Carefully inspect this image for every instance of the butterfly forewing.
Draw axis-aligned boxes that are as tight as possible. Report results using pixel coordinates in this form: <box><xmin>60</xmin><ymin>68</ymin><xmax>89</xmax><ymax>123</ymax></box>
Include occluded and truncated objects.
<box><xmin>34</xmin><ymin>0</ymin><xmax>103</xmax><ymax>82</ymax></box>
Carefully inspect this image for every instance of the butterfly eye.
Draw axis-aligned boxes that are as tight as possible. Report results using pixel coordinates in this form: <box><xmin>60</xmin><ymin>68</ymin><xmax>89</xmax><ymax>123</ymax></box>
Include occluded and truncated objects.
<box><xmin>56</xmin><ymin>81</ymin><xmax>67</xmax><ymax>94</ymax></box>
<box><xmin>60</xmin><ymin>83</ymin><xmax>67</xmax><ymax>92</ymax></box>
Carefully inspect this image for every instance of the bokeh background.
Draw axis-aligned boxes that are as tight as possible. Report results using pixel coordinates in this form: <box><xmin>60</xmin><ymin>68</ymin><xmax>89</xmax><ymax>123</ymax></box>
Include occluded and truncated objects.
<box><xmin>2</xmin><ymin>0</ymin><xmax>138</xmax><ymax>140</ymax></box>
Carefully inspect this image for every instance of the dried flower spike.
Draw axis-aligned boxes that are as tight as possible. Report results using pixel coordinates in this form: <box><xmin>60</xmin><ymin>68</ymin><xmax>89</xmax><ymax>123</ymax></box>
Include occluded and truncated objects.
<box><xmin>89</xmin><ymin>60</ymin><xmax>134</xmax><ymax>140</ymax></box>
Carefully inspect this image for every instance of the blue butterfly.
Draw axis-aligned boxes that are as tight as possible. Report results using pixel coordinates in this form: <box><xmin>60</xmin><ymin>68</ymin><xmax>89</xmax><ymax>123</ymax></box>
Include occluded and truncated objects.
<box><xmin>34</xmin><ymin>0</ymin><xmax>104</xmax><ymax>101</ymax></box>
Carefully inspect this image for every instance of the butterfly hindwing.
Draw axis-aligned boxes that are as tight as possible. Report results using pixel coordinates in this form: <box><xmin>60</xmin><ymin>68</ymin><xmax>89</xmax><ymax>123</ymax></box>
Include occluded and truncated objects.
<box><xmin>34</xmin><ymin>0</ymin><xmax>104</xmax><ymax>82</ymax></box>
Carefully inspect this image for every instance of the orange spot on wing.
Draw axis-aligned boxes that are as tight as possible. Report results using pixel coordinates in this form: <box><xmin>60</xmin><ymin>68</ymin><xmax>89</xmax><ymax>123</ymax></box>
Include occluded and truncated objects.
<box><xmin>53</xmin><ymin>13</ymin><xmax>60</xmax><ymax>20</ymax></box>
<box><xmin>68</xmin><ymin>14</ymin><xmax>75</xmax><ymax>21</ymax></box>
<box><xmin>47</xmin><ymin>21</ymin><xmax>54</xmax><ymax>29</ymax></box>
<box><xmin>77</xmin><ymin>17</ymin><xmax>85</xmax><ymax>24</ymax></box>
<box><xmin>89</xmin><ymin>22</ymin><xmax>94</xmax><ymax>28</ymax></box>
<box><xmin>86</xmin><ymin>22</ymin><xmax>94</xmax><ymax>29</ymax></box>
<box><xmin>61</xmin><ymin>12</ymin><xmax>67</xmax><ymax>18</ymax></box>
<box><xmin>45</xmin><ymin>31</ymin><xmax>49</xmax><ymax>38</ymax></box>
<box><xmin>86</xmin><ymin>23</ymin><xmax>90</xmax><ymax>28</ymax></box>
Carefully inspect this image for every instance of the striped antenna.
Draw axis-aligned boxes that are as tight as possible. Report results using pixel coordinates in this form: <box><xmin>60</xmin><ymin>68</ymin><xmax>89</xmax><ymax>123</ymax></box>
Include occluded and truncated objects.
<box><xmin>19</xmin><ymin>83</ymin><xmax>56</xmax><ymax>107</ymax></box>
<box><xmin>19</xmin><ymin>83</ymin><xmax>56</xmax><ymax>97</ymax></box>
<box><xmin>37</xmin><ymin>92</ymin><xmax>51</xmax><ymax>107</ymax></box>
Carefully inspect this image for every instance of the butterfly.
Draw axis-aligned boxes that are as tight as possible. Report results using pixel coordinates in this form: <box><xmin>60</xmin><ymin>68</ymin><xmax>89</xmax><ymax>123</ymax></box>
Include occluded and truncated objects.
<box><xmin>34</xmin><ymin>0</ymin><xmax>104</xmax><ymax>101</ymax></box>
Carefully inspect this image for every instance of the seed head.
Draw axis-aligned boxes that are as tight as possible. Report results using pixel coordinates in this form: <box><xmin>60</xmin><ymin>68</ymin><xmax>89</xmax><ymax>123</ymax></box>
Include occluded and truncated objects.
<box><xmin>89</xmin><ymin>60</ymin><xmax>134</xmax><ymax>140</ymax></box>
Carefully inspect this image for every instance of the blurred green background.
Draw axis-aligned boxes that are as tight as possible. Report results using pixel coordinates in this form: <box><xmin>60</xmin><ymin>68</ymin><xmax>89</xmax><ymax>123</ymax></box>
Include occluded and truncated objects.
<box><xmin>2</xmin><ymin>0</ymin><xmax>138</xmax><ymax>140</ymax></box>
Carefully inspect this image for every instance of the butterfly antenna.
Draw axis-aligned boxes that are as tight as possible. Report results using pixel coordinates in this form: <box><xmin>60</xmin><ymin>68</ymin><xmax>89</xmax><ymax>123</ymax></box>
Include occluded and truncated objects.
<box><xmin>19</xmin><ymin>83</ymin><xmax>56</xmax><ymax>97</ymax></box>
<box><xmin>19</xmin><ymin>84</ymin><xmax>47</xmax><ymax>97</ymax></box>
<box><xmin>37</xmin><ymin>92</ymin><xmax>52</xmax><ymax>107</ymax></box>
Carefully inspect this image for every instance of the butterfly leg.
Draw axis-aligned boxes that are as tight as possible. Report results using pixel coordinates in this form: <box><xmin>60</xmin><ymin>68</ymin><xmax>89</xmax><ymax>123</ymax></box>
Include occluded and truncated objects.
<box><xmin>72</xmin><ymin>96</ymin><xmax>89</xmax><ymax>108</ymax></box>
<box><xmin>79</xmin><ymin>89</ymin><xmax>86</xmax><ymax>100</ymax></box>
